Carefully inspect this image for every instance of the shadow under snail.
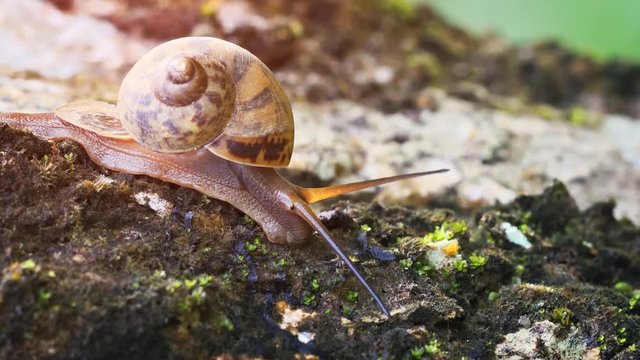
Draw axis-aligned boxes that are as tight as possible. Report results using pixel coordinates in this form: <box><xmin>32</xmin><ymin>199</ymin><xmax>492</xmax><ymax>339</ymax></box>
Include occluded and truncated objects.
<box><xmin>0</xmin><ymin>37</ymin><xmax>448</xmax><ymax>317</ymax></box>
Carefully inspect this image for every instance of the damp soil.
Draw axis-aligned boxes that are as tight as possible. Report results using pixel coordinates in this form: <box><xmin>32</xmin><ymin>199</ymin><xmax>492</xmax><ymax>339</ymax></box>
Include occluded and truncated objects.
<box><xmin>1</xmin><ymin>124</ymin><xmax>639</xmax><ymax>359</ymax></box>
<box><xmin>1</xmin><ymin>0</ymin><xmax>640</xmax><ymax>359</ymax></box>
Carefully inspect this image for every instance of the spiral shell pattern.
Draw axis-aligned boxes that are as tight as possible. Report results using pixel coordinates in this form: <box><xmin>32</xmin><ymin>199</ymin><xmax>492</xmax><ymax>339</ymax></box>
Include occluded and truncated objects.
<box><xmin>116</xmin><ymin>37</ymin><xmax>294</xmax><ymax>166</ymax></box>
<box><xmin>153</xmin><ymin>56</ymin><xmax>209</xmax><ymax>107</ymax></box>
<box><xmin>118</xmin><ymin>42</ymin><xmax>236</xmax><ymax>153</ymax></box>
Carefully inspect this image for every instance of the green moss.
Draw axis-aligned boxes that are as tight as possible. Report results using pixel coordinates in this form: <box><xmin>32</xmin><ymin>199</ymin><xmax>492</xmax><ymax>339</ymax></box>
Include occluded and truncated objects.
<box><xmin>410</xmin><ymin>345</ymin><xmax>426</xmax><ymax>359</ymax></box>
<box><xmin>551</xmin><ymin>306</ymin><xmax>573</xmax><ymax>326</ymax></box>
<box><xmin>425</xmin><ymin>339</ymin><xmax>446</xmax><ymax>356</ymax></box>
<box><xmin>468</xmin><ymin>253</ymin><xmax>487</xmax><ymax>268</ymax></box>
<box><xmin>303</xmin><ymin>294</ymin><xmax>316</xmax><ymax>306</ymax></box>
<box><xmin>453</xmin><ymin>258</ymin><xmax>468</xmax><ymax>272</ymax></box>
<box><xmin>421</xmin><ymin>222</ymin><xmax>454</xmax><ymax>245</ymax></box>
<box><xmin>311</xmin><ymin>278</ymin><xmax>320</xmax><ymax>291</ymax></box>
<box><xmin>20</xmin><ymin>259</ymin><xmax>37</xmax><ymax>270</ymax></box>
<box><xmin>176</xmin><ymin>285</ymin><xmax>208</xmax><ymax>316</ymax></box>
<box><xmin>165</xmin><ymin>280</ymin><xmax>182</xmax><ymax>294</ymax></box>
<box><xmin>221</xmin><ymin>273</ymin><xmax>231</xmax><ymax>285</ymax></box>
<box><xmin>190</xmin><ymin>287</ymin><xmax>206</xmax><ymax>305</ymax></box>
<box><xmin>414</xmin><ymin>260</ymin><xmax>432</xmax><ymax>276</ymax></box>
<box><xmin>450</xmin><ymin>220</ymin><xmax>468</xmax><ymax>235</ymax></box>
<box><xmin>184</xmin><ymin>278</ymin><xmax>197</xmax><ymax>289</ymax></box>
<box><xmin>399</xmin><ymin>258</ymin><xmax>413</xmax><ymax>270</ymax></box>
<box><xmin>617</xmin><ymin>326</ymin><xmax>627</xmax><ymax>345</ymax></box>
<box><xmin>514</xmin><ymin>264</ymin><xmax>525</xmax><ymax>278</ymax></box>
<box><xmin>198</xmin><ymin>274</ymin><xmax>213</xmax><ymax>287</ymax></box>
<box><xmin>411</xmin><ymin>338</ymin><xmax>447</xmax><ymax>358</ymax></box>
<box><xmin>614</xmin><ymin>282</ymin><xmax>634</xmax><ymax>295</ymax></box>
<box><xmin>245</xmin><ymin>237</ymin><xmax>268</xmax><ymax>254</ymax></box>
<box><xmin>447</xmin><ymin>281</ymin><xmax>460</xmax><ymax>294</ymax></box>
<box><xmin>598</xmin><ymin>334</ymin><xmax>607</xmax><ymax>351</ymax></box>
<box><xmin>630</xmin><ymin>293</ymin><xmax>640</xmax><ymax>310</ymax></box>
<box><xmin>37</xmin><ymin>289</ymin><xmax>52</xmax><ymax>304</ymax></box>
<box><xmin>240</xmin><ymin>269</ymin><xmax>250</xmax><ymax>281</ymax></box>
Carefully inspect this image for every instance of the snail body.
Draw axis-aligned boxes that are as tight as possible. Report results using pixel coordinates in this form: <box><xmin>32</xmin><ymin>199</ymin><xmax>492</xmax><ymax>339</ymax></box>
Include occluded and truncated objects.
<box><xmin>0</xmin><ymin>37</ymin><xmax>447</xmax><ymax>317</ymax></box>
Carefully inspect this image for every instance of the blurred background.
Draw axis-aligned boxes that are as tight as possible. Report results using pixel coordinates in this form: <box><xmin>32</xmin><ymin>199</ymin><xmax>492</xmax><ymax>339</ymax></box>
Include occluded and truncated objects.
<box><xmin>2</xmin><ymin>0</ymin><xmax>639</xmax><ymax>117</ymax></box>
<box><xmin>427</xmin><ymin>0</ymin><xmax>640</xmax><ymax>62</ymax></box>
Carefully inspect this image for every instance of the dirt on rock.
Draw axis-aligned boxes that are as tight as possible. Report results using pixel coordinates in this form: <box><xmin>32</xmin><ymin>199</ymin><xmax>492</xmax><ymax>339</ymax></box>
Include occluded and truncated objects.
<box><xmin>1</xmin><ymin>0</ymin><xmax>640</xmax><ymax>359</ymax></box>
<box><xmin>1</xmin><ymin>124</ymin><xmax>639</xmax><ymax>359</ymax></box>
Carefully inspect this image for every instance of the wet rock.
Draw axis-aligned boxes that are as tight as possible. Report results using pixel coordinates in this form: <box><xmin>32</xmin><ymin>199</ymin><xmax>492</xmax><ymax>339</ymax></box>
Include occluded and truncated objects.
<box><xmin>1</xmin><ymin>122</ymin><xmax>639</xmax><ymax>358</ymax></box>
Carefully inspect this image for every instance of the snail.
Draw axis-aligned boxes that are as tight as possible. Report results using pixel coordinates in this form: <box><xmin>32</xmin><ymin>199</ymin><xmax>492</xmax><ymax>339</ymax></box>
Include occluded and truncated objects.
<box><xmin>0</xmin><ymin>37</ymin><xmax>448</xmax><ymax>317</ymax></box>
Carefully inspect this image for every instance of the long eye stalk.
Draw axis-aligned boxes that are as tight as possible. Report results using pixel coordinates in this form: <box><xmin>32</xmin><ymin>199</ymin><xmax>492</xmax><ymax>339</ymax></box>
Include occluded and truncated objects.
<box><xmin>294</xmin><ymin>169</ymin><xmax>450</xmax><ymax>204</ymax></box>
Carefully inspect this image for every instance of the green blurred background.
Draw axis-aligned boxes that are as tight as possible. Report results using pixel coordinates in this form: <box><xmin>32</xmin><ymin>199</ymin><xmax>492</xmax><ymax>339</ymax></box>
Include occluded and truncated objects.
<box><xmin>425</xmin><ymin>0</ymin><xmax>640</xmax><ymax>63</ymax></box>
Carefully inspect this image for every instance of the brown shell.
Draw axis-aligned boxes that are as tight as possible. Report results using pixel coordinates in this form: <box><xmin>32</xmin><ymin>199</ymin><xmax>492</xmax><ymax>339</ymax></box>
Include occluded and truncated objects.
<box><xmin>153</xmin><ymin>56</ymin><xmax>210</xmax><ymax>107</ymax></box>
<box><xmin>204</xmin><ymin>41</ymin><xmax>294</xmax><ymax>167</ymax></box>
<box><xmin>120</xmin><ymin>37</ymin><xmax>294</xmax><ymax>167</ymax></box>
<box><xmin>118</xmin><ymin>40</ymin><xmax>237</xmax><ymax>153</ymax></box>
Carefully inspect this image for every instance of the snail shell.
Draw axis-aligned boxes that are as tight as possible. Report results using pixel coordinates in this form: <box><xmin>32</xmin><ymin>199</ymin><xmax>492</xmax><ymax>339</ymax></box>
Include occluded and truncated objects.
<box><xmin>57</xmin><ymin>37</ymin><xmax>295</xmax><ymax>167</ymax></box>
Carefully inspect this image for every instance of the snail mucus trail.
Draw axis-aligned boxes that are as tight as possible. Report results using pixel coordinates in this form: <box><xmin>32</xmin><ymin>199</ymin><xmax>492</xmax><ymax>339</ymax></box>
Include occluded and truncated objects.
<box><xmin>0</xmin><ymin>37</ymin><xmax>449</xmax><ymax>317</ymax></box>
